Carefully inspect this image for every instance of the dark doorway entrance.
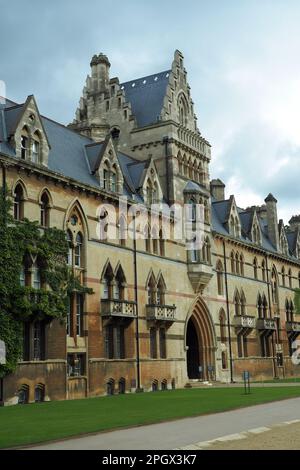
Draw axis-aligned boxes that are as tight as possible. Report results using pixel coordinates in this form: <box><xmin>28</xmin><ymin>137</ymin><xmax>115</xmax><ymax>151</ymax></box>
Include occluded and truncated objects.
<box><xmin>186</xmin><ymin>318</ymin><xmax>200</xmax><ymax>379</ymax></box>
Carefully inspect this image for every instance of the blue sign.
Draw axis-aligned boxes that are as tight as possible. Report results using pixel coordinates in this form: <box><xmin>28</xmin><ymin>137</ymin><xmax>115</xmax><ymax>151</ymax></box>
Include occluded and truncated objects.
<box><xmin>243</xmin><ymin>370</ymin><xmax>250</xmax><ymax>380</ymax></box>
<box><xmin>207</xmin><ymin>365</ymin><xmax>214</xmax><ymax>372</ymax></box>
<box><xmin>198</xmin><ymin>366</ymin><xmax>203</xmax><ymax>372</ymax></box>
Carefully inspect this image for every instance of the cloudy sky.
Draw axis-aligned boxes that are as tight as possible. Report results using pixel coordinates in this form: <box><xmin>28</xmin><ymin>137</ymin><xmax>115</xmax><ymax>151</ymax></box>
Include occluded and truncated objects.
<box><xmin>1</xmin><ymin>0</ymin><xmax>300</xmax><ymax>222</ymax></box>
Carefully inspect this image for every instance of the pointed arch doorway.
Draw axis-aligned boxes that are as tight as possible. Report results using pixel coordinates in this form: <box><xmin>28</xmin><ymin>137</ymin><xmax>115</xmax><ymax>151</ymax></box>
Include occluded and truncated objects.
<box><xmin>186</xmin><ymin>298</ymin><xmax>216</xmax><ymax>381</ymax></box>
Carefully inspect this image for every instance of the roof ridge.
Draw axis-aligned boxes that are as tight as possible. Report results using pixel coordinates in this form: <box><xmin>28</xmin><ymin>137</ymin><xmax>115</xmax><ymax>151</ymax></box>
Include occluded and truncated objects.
<box><xmin>121</xmin><ymin>69</ymin><xmax>171</xmax><ymax>87</ymax></box>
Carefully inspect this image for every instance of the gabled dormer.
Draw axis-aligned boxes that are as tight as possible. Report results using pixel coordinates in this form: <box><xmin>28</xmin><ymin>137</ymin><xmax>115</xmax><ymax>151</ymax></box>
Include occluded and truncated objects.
<box><xmin>250</xmin><ymin>210</ymin><xmax>262</xmax><ymax>245</ymax></box>
<box><xmin>86</xmin><ymin>135</ymin><xmax>123</xmax><ymax>194</ymax></box>
<box><xmin>140</xmin><ymin>158</ymin><xmax>163</xmax><ymax>205</ymax></box>
<box><xmin>226</xmin><ymin>195</ymin><xmax>241</xmax><ymax>238</ymax></box>
<box><xmin>279</xmin><ymin>219</ymin><xmax>289</xmax><ymax>256</ymax></box>
<box><xmin>7</xmin><ymin>95</ymin><xmax>50</xmax><ymax>166</ymax></box>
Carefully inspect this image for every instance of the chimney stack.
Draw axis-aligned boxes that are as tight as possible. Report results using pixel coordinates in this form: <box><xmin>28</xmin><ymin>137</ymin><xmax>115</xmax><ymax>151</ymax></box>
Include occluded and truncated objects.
<box><xmin>90</xmin><ymin>53</ymin><xmax>111</xmax><ymax>93</ymax></box>
<box><xmin>210</xmin><ymin>179</ymin><xmax>225</xmax><ymax>201</ymax></box>
<box><xmin>264</xmin><ymin>193</ymin><xmax>279</xmax><ymax>250</ymax></box>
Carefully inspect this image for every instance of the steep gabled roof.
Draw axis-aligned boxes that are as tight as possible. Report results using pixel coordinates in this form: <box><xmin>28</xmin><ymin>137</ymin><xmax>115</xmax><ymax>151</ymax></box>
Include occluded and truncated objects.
<box><xmin>121</xmin><ymin>70</ymin><xmax>171</xmax><ymax>127</ymax></box>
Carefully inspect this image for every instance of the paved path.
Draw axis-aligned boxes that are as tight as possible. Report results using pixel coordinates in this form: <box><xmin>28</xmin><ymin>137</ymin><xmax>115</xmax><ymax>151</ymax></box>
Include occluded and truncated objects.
<box><xmin>29</xmin><ymin>397</ymin><xmax>300</xmax><ymax>450</ymax></box>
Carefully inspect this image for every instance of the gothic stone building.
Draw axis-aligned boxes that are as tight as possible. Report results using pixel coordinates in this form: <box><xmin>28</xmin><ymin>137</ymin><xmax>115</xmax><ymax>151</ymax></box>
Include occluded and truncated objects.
<box><xmin>1</xmin><ymin>50</ymin><xmax>300</xmax><ymax>405</ymax></box>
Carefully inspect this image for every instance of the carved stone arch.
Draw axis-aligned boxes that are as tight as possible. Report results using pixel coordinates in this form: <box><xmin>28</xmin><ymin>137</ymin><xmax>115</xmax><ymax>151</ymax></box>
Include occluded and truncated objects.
<box><xmin>64</xmin><ymin>199</ymin><xmax>89</xmax><ymax>239</ymax></box>
<box><xmin>114</xmin><ymin>262</ymin><xmax>127</xmax><ymax>284</ymax></box>
<box><xmin>38</xmin><ymin>187</ymin><xmax>53</xmax><ymax>207</ymax></box>
<box><xmin>145</xmin><ymin>268</ymin><xmax>156</xmax><ymax>289</ymax></box>
<box><xmin>185</xmin><ymin>296</ymin><xmax>217</xmax><ymax>380</ymax></box>
<box><xmin>11</xmin><ymin>178</ymin><xmax>28</xmax><ymax>200</ymax></box>
<box><xmin>100</xmin><ymin>259</ymin><xmax>114</xmax><ymax>282</ymax></box>
<box><xmin>156</xmin><ymin>270</ymin><xmax>167</xmax><ymax>291</ymax></box>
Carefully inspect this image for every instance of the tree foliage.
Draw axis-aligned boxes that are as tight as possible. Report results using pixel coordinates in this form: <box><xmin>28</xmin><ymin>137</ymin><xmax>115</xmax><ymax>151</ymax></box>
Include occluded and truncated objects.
<box><xmin>0</xmin><ymin>187</ymin><xmax>92</xmax><ymax>377</ymax></box>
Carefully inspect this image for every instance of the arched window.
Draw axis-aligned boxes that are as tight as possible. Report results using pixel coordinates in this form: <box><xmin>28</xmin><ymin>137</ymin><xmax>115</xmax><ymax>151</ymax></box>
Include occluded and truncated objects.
<box><xmin>262</xmin><ymin>294</ymin><xmax>268</xmax><ymax>318</ymax></box>
<box><xmin>118</xmin><ymin>378</ymin><xmax>126</xmax><ymax>394</ymax></box>
<box><xmin>103</xmin><ymin>162</ymin><xmax>110</xmax><ymax>190</ymax></box>
<box><xmin>219</xmin><ymin>309</ymin><xmax>226</xmax><ymax>342</ymax></box>
<box><xmin>31</xmin><ymin>132</ymin><xmax>40</xmax><ymax>164</ymax></box>
<box><xmin>234</xmin><ymin>291</ymin><xmax>241</xmax><ymax>316</ymax></box>
<box><xmin>115</xmin><ymin>265</ymin><xmax>126</xmax><ymax>300</ymax></box>
<box><xmin>257</xmin><ymin>294</ymin><xmax>263</xmax><ymax>318</ymax></box>
<box><xmin>20</xmin><ymin>127</ymin><xmax>29</xmax><ymax>159</ymax></box>
<box><xmin>235</xmin><ymin>252</ymin><xmax>240</xmax><ymax>275</ymax></box>
<box><xmin>188</xmin><ymin>198</ymin><xmax>196</xmax><ymax>222</ymax></box>
<box><xmin>74</xmin><ymin>232</ymin><xmax>83</xmax><ymax>267</ymax></box>
<box><xmin>271</xmin><ymin>266</ymin><xmax>279</xmax><ymax>305</ymax></box>
<box><xmin>147</xmin><ymin>273</ymin><xmax>156</xmax><ymax>305</ymax></box>
<box><xmin>32</xmin><ymin>263</ymin><xmax>41</xmax><ymax>289</ymax></box>
<box><xmin>286</xmin><ymin>299</ymin><xmax>291</xmax><ymax>322</ymax></box>
<box><xmin>102</xmin><ymin>263</ymin><xmax>114</xmax><ymax>300</ymax></box>
<box><xmin>146</xmin><ymin>179</ymin><xmax>153</xmax><ymax>205</ymax></box>
<box><xmin>152</xmin><ymin>226</ymin><xmax>159</xmax><ymax>254</ymax></box>
<box><xmin>156</xmin><ymin>275</ymin><xmax>166</xmax><ymax>306</ymax></box>
<box><xmin>34</xmin><ymin>384</ymin><xmax>45</xmax><ymax>403</ymax></box>
<box><xmin>262</xmin><ymin>259</ymin><xmax>266</xmax><ymax>282</ymax></box>
<box><xmin>152</xmin><ymin>379</ymin><xmax>158</xmax><ymax>392</ymax></box>
<box><xmin>240</xmin><ymin>290</ymin><xmax>246</xmax><ymax>316</ymax></box>
<box><xmin>178</xmin><ymin>152</ymin><xmax>183</xmax><ymax>174</ymax></box>
<box><xmin>18</xmin><ymin>384</ymin><xmax>29</xmax><ymax>404</ymax></box>
<box><xmin>107</xmin><ymin>379</ymin><xmax>115</xmax><ymax>396</ymax></box>
<box><xmin>159</xmin><ymin>229</ymin><xmax>165</xmax><ymax>257</ymax></box>
<box><xmin>216</xmin><ymin>260</ymin><xmax>224</xmax><ymax>296</ymax></box>
<box><xmin>66</xmin><ymin>230</ymin><xmax>73</xmax><ymax>265</ymax></box>
<box><xmin>153</xmin><ymin>182</ymin><xmax>158</xmax><ymax>204</ymax></box>
<box><xmin>145</xmin><ymin>223</ymin><xmax>151</xmax><ymax>253</ymax></box>
<box><xmin>253</xmin><ymin>257</ymin><xmax>258</xmax><ymax>279</ymax></box>
<box><xmin>33</xmin><ymin>321</ymin><xmax>45</xmax><ymax>360</ymax></box>
<box><xmin>240</xmin><ymin>254</ymin><xmax>244</xmax><ymax>276</ymax></box>
<box><xmin>281</xmin><ymin>267</ymin><xmax>286</xmax><ymax>287</ymax></box>
<box><xmin>288</xmin><ymin>269</ymin><xmax>292</xmax><ymax>288</ymax></box>
<box><xmin>119</xmin><ymin>215</ymin><xmax>127</xmax><ymax>247</ymax></box>
<box><xmin>19</xmin><ymin>263</ymin><xmax>26</xmax><ymax>286</ymax></box>
<box><xmin>40</xmin><ymin>191</ymin><xmax>50</xmax><ymax>227</ymax></box>
<box><xmin>202</xmin><ymin>236</ymin><xmax>211</xmax><ymax>264</ymax></box>
<box><xmin>13</xmin><ymin>183</ymin><xmax>24</xmax><ymax>220</ymax></box>
<box><xmin>111</xmin><ymin>165</ymin><xmax>117</xmax><ymax>192</ymax></box>
<box><xmin>230</xmin><ymin>251</ymin><xmax>235</xmax><ymax>273</ymax></box>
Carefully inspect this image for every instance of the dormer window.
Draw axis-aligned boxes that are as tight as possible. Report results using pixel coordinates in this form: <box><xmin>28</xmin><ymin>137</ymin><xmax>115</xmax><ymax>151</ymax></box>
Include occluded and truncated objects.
<box><xmin>21</xmin><ymin>133</ymin><xmax>28</xmax><ymax>160</ymax></box>
<box><xmin>32</xmin><ymin>136</ymin><xmax>40</xmax><ymax>164</ymax></box>
<box><xmin>103</xmin><ymin>168</ymin><xmax>109</xmax><ymax>190</ymax></box>
<box><xmin>111</xmin><ymin>166</ymin><xmax>117</xmax><ymax>192</ymax></box>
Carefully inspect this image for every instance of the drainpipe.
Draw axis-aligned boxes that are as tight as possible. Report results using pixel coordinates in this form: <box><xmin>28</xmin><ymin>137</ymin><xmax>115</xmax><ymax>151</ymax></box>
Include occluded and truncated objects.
<box><xmin>133</xmin><ymin>215</ymin><xmax>142</xmax><ymax>391</ymax></box>
<box><xmin>163</xmin><ymin>136</ymin><xmax>170</xmax><ymax>204</ymax></box>
<box><xmin>265</xmin><ymin>255</ymin><xmax>278</xmax><ymax>378</ymax></box>
<box><xmin>223</xmin><ymin>239</ymin><xmax>234</xmax><ymax>382</ymax></box>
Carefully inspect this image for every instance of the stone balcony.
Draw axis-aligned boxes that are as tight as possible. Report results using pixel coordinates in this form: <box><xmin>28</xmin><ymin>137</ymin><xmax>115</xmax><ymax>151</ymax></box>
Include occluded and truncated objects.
<box><xmin>187</xmin><ymin>262</ymin><xmax>213</xmax><ymax>292</ymax></box>
<box><xmin>257</xmin><ymin>318</ymin><xmax>277</xmax><ymax>331</ymax></box>
<box><xmin>101</xmin><ymin>299</ymin><xmax>137</xmax><ymax>319</ymax></box>
<box><xmin>233</xmin><ymin>315</ymin><xmax>256</xmax><ymax>329</ymax></box>
<box><xmin>146</xmin><ymin>304</ymin><xmax>176</xmax><ymax>322</ymax></box>
<box><xmin>286</xmin><ymin>321</ymin><xmax>300</xmax><ymax>333</ymax></box>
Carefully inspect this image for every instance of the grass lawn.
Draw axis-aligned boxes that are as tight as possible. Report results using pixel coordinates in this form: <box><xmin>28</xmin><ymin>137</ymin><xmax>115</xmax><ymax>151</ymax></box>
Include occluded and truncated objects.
<box><xmin>252</xmin><ymin>378</ymin><xmax>300</xmax><ymax>383</ymax></box>
<box><xmin>1</xmin><ymin>386</ymin><xmax>300</xmax><ymax>448</ymax></box>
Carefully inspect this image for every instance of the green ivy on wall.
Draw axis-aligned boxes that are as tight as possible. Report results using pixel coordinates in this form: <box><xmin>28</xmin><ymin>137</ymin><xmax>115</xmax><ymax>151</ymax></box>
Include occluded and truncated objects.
<box><xmin>0</xmin><ymin>187</ymin><xmax>92</xmax><ymax>378</ymax></box>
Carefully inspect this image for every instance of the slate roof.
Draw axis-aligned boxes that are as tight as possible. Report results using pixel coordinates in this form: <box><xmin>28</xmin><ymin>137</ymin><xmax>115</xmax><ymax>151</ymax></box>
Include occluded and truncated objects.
<box><xmin>211</xmin><ymin>197</ymin><xmax>295</xmax><ymax>256</ymax></box>
<box><xmin>0</xmin><ymin>98</ymin><xmax>150</xmax><ymax>199</ymax></box>
<box><xmin>121</xmin><ymin>70</ymin><xmax>171</xmax><ymax>127</ymax></box>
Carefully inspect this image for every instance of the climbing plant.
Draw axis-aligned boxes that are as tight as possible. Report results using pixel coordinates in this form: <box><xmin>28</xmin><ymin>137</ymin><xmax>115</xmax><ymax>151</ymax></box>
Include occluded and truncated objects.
<box><xmin>0</xmin><ymin>187</ymin><xmax>92</xmax><ymax>377</ymax></box>
<box><xmin>294</xmin><ymin>288</ymin><xmax>300</xmax><ymax>315</ymax></box>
